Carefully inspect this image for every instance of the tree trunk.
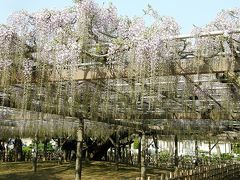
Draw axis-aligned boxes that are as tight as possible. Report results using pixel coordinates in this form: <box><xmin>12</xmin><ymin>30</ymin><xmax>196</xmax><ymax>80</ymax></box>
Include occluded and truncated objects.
<box><xmin>85</xmin><ymin>148</ymin><xmax>89</xmax><ymax>162</ymax></box>
<box><xmin>141</xmin><ymin>132</ymin><xmax>147</xmax><ymax>180</ymax></box>
<box><xmin>14</xmin><ymin>137</ymin><xmax>23</xmax><ymax>161</ymax></box>
<box><xmin>121</xmin><ymin>146</ymin><xmax>124</xmax><ymax>163</ymax></box>
<box><xmin>90</xmin><ymin>130</ymin><xmax>129</xmax><ymax>161</ymax></box>
<box><xmin>64</xmin><ymin>150</ymin><xmax>67</xmax><ymax>162</ymax></box>
<box><xmin>91</xmin><ymin>140</ymin><xmax>112</xmax><ymax>161</ymax></box>
<box><xmin>75</xmin><ymin>117</ymin><xmax>84</xmax><ymax>180</ymax></box>
<box><xmin>110</xmin><ymin>147</ymin><xmax>113</xmax><ymax>162</ymax></box>
<box><xmin>174</xmin><ymin>135</ymin><xmax>179</xmax><ymax>167</ymax></box>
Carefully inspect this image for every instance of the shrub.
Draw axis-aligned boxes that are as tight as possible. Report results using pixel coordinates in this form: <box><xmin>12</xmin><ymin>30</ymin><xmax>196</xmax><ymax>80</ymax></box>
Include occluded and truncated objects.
<box><xmin>211</xmin><ymin>154</ymin><xmax>221</xmax><ymax>164</ymax></box>
<box><xmin>133</xmin><ymin>137</ymin><xmax>139</xmax><ymax>149</ymax></box>
<box><xmin>221</xmin><ymin>153</ymin><xmax>233</xmax><ymax>161</ymax></box>
<box><xmin>159</xmin><ymin>150</ymin><xmax>171</xmax><ymax>163</ymax></box>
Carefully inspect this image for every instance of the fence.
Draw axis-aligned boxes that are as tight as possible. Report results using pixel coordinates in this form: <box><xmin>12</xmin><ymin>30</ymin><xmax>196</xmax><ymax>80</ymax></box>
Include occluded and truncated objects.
<box><xmin>0</xmin><ymin>150</ymin><xmax>62</xmax><ymax>162</ymax></box>
<box><xmin>136</xmin><ymin>163</ymin><xmax>240</xmax><ymax>180</ymax></box>
<box><xmin>168</xmin><ymin>163</ymin><xmax>240</xmax><ymax>180</ymax></box>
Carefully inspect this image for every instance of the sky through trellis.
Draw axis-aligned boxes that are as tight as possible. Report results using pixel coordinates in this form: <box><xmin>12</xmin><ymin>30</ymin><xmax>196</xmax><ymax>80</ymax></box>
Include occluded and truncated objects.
<box><xmin>0</xmin><ymin>0</ymin><xmax>240</xmax><ymax>33</ymax></box>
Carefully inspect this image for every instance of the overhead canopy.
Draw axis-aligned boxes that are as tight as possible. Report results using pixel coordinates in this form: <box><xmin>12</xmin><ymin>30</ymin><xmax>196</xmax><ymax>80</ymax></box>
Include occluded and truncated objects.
<box><xmin>1</xmin><ymin>0</ymin><xmax>240</xmax><ymax>139</ymax></box>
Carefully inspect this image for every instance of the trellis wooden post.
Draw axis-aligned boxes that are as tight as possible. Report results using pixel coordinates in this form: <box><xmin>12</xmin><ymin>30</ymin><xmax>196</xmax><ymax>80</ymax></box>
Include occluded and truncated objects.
<box><xmin>195</xmin><ymin>140</ymin><xmax>199</xmax><ymax>166</ymax></box>
<box><xmin>140</xmin><ymin>132</ymin><xmax>147</xmax><ymax>180</ymax></box>
<box><xmin>153</xmin><ymin>137</ymin><xmax>159</xmax><ymax>167</ymax></box>
<box><xmin>128</xmin><ymin>141</ymin><xmax>132</xmax><ymax>165</ymax></box>
<box><xmin>115</xmin><ymin>130</ymin><xmax>119</xmax><ymax>171</ymax></box>
<box><xmin>32</xmin><ymin>135</ymin><xmax>38</xmax><ymax>173</ymax></box>
<box><xmin>174</xmin><ymin>135</ymin><xmax>179</xmax><ymax>167</ymax></box>
<box><xmin>138</xmin><ymin>134</ymin><xmax>142</xmax><ymax>167</ymax></box>
<box><xmin>75</xmin><ymin>116</ymin><xmax>84</xmax><ymax>180</ymax></box>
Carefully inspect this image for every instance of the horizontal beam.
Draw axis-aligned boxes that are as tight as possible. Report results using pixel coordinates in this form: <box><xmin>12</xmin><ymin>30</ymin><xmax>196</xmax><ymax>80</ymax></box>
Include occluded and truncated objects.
<box><xmin>51</xmin><ymin>57</ymin><xmax>239</xmax><ymax>81</ymax></box>
<box><xmin>1</xmin><ymin>105</ymin><xmax>237</xmax><ymax>136</ymax></box>
<box><xmin>173</xmin><ymin>29</ymin><xmax>240</xmax><ymax>40</ymax></box>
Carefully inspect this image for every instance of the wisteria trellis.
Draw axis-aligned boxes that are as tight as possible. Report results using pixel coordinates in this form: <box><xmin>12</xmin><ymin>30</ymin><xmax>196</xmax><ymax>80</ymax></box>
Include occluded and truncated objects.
<box><xmin>0</xmin><ymin>0</ymin><xmax>240</xmax><ymax>137</ymax></box>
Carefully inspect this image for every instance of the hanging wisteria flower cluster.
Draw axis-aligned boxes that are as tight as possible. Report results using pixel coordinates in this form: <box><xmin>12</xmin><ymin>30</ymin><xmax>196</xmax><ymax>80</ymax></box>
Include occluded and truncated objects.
<box><xmin>191</xmin><ymin>8</ymin><xmax>240</xmax><ymax>56</ymax></box>
<box><xmin>0</xmin><ymin>25</ymin><xmax>19</xmax><ymax>63</ymax></box>
<box><xmin>3</xmin><ymin>0</ymin><xmax>184</xmax><ymax>78</ymax></box>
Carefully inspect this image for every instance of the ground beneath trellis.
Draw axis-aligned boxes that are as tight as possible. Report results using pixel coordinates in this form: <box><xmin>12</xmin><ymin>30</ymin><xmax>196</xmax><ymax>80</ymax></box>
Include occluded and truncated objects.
<box><xmin>0</xmin><ymin>161</ymin><xmax>169</xmax><ymax>180</ymax></box>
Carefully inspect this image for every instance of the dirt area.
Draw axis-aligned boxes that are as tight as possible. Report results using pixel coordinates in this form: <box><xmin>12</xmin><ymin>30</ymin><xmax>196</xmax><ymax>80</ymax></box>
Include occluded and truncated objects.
<box><xmin>0</xmin><ymin>161</ymin><xmax>168</xmax><ymax>180</ymax></box>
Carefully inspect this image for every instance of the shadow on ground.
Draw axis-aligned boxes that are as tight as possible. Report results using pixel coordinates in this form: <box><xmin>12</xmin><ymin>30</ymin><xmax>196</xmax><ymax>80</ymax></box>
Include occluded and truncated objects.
<box><xmin>0</xmin><ymin>161</ymin><xmax>168</xmax><ymax>180</ymax></box>
<box><xmin>0</xmin><ymin>162</ymin><xmax>74</xmax><ymax>180</ymax></box>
